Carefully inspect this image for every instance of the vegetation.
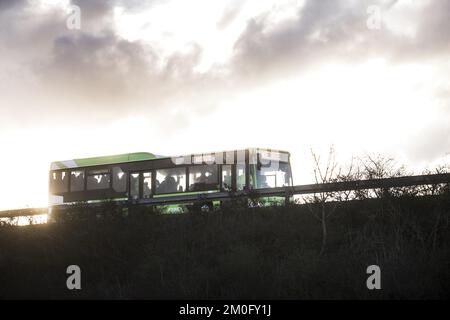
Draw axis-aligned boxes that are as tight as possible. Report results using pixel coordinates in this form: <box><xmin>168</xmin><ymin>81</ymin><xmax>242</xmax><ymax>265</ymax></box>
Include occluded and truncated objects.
<box><xmin>0</xmin><ymin>152</ymin><xmax>448</xmax><ymax>299</ymax></box>
<box><xmin>0</xmin><ymin>194</ymin><xmax>448</xmax><ymax>299</ymax></box>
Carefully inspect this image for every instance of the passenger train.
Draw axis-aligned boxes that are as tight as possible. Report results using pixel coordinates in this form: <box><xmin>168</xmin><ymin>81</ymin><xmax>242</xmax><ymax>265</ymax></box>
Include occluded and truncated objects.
<box><xmin>49</xmin><ymin>148</ymin><xmax>293</xmax><ymax>214</ymax></box>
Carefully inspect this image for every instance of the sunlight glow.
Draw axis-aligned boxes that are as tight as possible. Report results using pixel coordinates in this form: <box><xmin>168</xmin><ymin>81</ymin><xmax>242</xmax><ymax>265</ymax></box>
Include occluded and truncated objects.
<box><xmin>0</xmin><ymin>214</ymin><xmax>48</xmax><ymax>226</ymax></box>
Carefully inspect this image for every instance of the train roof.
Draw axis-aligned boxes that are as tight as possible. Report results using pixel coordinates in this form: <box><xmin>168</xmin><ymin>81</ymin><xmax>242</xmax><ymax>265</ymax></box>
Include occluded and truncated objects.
<box><xmin>50</xmin><ymin>152</ymin><xmax>168</xmax><ymax>170</ymax></box>
<box><xmin>50</xmin><ymin>148</ymin><xmax>290</xmax><ymax>170</ymax></box>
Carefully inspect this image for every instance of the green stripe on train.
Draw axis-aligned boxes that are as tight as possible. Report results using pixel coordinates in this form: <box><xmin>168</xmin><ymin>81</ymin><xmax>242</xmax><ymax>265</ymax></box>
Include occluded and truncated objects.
<box><xmin>52</xmin><ymin>152</ymin><xmax>165</xmax><ymax>170</ymax></box>
<box><xmin>74</xmin><ymin>152</ymin><xmax>159</xmax><ymax>167</ymax></box>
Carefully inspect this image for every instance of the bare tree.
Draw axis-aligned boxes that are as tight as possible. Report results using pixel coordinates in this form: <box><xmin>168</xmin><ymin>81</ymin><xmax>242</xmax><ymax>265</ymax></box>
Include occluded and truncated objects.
<box><xmin>354</xmin><ymin>154</ymin><xmax>415</xmax><ymax>199</ymax></box>
<box><xmin>420</xmin><ymin>164</ymin><xmax>450</xmax><ymax>196</ymax></box>
<box><xmin>334</xmin><ymin>156</ymin><xmax>361</xmax><ymax>201</ymax></box>
<box><xmin>306</xmin><ymin>146</ymin><xmax>340</xmax><ymax>256</ymax></box>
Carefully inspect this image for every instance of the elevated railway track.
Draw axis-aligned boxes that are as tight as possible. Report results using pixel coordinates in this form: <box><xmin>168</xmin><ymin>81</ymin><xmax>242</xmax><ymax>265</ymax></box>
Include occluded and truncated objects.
<box><xmin>1</xmin><ymin>172</ymin><xmax>449</xmax><ymax>218</ymax></box>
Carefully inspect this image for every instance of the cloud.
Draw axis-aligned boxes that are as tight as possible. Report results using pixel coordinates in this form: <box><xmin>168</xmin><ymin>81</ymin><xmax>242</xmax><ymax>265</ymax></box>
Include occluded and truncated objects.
<box><xmin>0</xmin><ymin>0</ymin><xmax>25</xmax><ymax>10</ymax></box>
<box><xmin>230</xmin><ymin>0</ymin><xmax>450</xmax><ymax>81</ymax></box>
<box><xmin>414</xmin><ymin>0</ymin><xmax>450</xmax><ymax>57</ymax></box>
<box><xmin>0</xmin><ymin>0</ymin><xmax>449</xmax><ymax>143</ymax></box>
<box><xmin>216</xmin><ymin>0</ymin><xmax>244</xmax><ymax>30</ymax></box>
<box><xmin>0</xmin><ymin>0</ymin><xmax>230</xmax><ymax>128</ymax></box>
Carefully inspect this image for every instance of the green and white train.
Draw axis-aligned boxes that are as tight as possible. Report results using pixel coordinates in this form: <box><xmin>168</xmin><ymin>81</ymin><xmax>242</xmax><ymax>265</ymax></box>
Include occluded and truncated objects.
<box><xmin>49</xmin><ymin>148</ymin><xmax>293</xmax><ymax>214</ymax></box>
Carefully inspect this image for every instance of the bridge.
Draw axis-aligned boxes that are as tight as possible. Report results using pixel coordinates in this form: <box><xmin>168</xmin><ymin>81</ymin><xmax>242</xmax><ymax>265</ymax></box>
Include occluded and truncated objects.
<box><xmin>1</xmin><ymin>173</ymin><xmax>449</xmax><ymax>218</ymax></box>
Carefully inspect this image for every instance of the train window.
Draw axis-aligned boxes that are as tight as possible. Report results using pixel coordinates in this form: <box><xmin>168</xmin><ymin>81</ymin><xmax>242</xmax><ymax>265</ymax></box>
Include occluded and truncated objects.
<box><xmin>224</xmin><ymin>151</ymin><xmax>235</xmax><ymax>165</ymax></box>
<box><xmin>255</xmin><ymin>162</ymin><xmax>292</xmax><ymax>188</ymax></box>
<box><xmin>70</xmin><ymin>171</ymin><xmax>85</xmax><ymax>192</ymax></box>
<box><xmin>279</xmin><ymin>162</ymin><xmax>293</xmax><ymax>187</ymax></box>
<box><xmin>214</xmin><ymin>152</ymin><xmax>224</xmax><ymax>164</ymax></box>
<box><xmin>258</xmin><ymin>150</ymin><xmax>289</xmax><ymax>163</ymax></box>
<box><xmin>189</xmin><ymin>165</ymin><xmax>218</xmax><ymax>191</ymax></box>
<box><xmin>236</xmin><ymin>164</ymin><xmax>246</xmax><ymax>190</ymax></box>
<box><xmin>249</xmin><ymin>149</ymin><xmax>258</xmax><ymax>165</ymax></box>
<box><xmin>172</xmin><ymin>156</ymin><xmax>188</xmax><ymax>165</ymax></box>
<box><xmin>51</xmin><ymin>171</ymin><xmax>69</xmax><ymax>193</ymax></box>
<box><xmin>155</xmin><ymin>168</ymin><xmax>186</xmax><ymax>194</ymax></box>
<box><xmin>112</xmin><ymin>167</ymin><xmax>127</xmax><ymax>192</ymax></box>
<box><xmin>192</xmin><ymin>154</ymin><xmax>203</xmax><ymax>164</ymax></box>
<box><xmin>130</xmin><ymin>173</ymin><xmax>140</xmax><ymax>199</ymax></box>
<box><xmin>143</xmin><ymin>172</ymin><xmax>152</xmax><ymax>198</ymax></box>
<box><xmin>202</xmin><ymin>154</ymin><xmax>215</xmax><ymax>164</ymax></box>
<box><xmin>87</xmin><ymin>170</ymin><xmax>111</xmax><ymax>190</ymax></box>
<box><xmin>249</xmin><ymin>165</ymin><xmax>256</xmax><ymax>189</ymax></box>
<box><xmin>222</xmin><ymin>165</ymin><xmax>232</xmax><ymax>190</ymax></box>
<box><xmin>236</xmin><ymin>150</ymin><xmax>246</xmax><ymax>165</ymax></box>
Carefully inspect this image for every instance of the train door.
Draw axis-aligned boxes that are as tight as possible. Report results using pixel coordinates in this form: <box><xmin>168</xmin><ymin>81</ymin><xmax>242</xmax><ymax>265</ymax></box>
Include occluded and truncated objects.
<box><xmin>129</xmin><ymin>171</ymin><xmax>153</xmax><ymax>200</ymax></box>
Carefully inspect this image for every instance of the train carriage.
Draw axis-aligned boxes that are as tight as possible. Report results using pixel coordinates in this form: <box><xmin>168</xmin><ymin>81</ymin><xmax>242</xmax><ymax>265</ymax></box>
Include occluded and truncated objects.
<box><xmin>49</xmin><ymin>148</ymin><xmax>293</xmax><ymax>215</ymax></box>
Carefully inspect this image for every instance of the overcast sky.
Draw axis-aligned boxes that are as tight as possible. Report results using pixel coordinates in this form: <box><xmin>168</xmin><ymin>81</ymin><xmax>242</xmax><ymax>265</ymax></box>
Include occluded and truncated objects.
<box><xmin>0</xmin><ymin>0</ymin><xmax>449</xmax><ymax>210</ymax></box>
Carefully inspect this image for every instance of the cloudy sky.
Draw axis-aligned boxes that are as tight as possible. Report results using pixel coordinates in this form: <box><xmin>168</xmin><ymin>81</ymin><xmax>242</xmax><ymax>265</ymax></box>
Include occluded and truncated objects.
<box><xmin>0</xmin><ymin>0</ymin><xmax>449</xmax><ymax>210</ymax></box>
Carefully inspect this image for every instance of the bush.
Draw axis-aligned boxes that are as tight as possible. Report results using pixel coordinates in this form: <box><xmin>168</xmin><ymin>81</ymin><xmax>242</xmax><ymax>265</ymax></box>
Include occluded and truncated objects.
<box><xmin>0</xmin><ymin>195</ymin><xmax>448</xmax><ymax>299</ymax></box>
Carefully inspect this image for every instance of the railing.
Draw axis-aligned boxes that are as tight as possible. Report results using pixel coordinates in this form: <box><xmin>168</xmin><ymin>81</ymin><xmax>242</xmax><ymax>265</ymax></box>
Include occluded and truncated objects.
<box><xmin>1</xmin><ymin>173</ymin><xmax>449</xmax><ymax>217</ymax></box>
<box><xmin>134</xmin><ymin>173</ymin><xmax>450</xmax><ymax>205</ymax></box>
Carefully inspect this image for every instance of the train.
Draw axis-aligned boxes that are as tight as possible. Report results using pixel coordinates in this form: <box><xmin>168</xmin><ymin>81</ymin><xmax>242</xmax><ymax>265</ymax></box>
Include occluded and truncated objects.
<box><xmin>48</xmin><ymin>148</ymin><xmax>293</xmax><ymax>215</ymax></box>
